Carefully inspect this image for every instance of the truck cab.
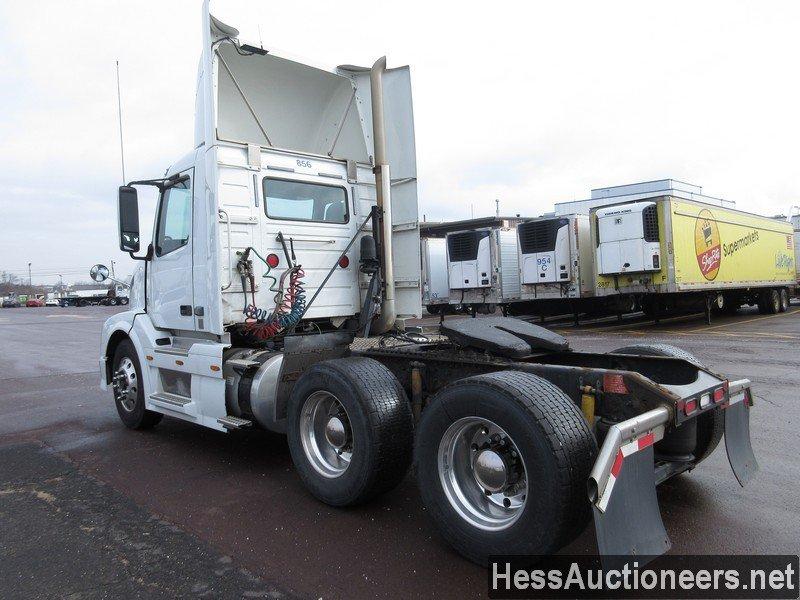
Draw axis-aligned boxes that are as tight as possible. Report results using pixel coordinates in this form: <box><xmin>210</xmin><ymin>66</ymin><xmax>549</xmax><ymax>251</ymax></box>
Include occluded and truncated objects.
<box><xmin>100</xmin><ymin>4</ymin><xmax>420</xmax><ymax>433</ymax></box>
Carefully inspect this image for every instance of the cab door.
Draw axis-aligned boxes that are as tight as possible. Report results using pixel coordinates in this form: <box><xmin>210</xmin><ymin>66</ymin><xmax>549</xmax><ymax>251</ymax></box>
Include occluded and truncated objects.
<box><xmin>149</xmin><ymin>170</ymin><xmax>195</xmax><ymax>330</ymax></box>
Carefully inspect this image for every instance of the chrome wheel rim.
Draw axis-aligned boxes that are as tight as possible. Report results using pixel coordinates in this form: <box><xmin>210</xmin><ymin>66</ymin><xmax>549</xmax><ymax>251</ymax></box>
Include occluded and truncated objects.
<box><xmin>300</xmin><ymin>391</ymin><xmax>353</xmax><ymax>478</ymax></box>
<box><xmin>112</xmin><ymin>357</ymin><xmax>138</xmax><ymax>412</ymax></box>
<box><xmin>438</xmin><ymin>417</ymin><xmax>528</xmax><ymax>531</ymax></box>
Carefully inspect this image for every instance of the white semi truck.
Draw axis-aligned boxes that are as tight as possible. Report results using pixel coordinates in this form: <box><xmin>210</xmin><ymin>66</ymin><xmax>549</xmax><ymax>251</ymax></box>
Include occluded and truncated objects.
<box><xmin>98</xmin><ymin>2</ymin><xmax>759</xmax><ymax>566</ymax></box>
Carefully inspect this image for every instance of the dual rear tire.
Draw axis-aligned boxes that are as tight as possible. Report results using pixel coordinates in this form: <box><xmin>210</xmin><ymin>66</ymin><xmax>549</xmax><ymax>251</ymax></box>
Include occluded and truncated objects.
<box><xmin>415</xmin><ymin>371</ymin><xmax>597</xmax><ymax>564</ymax></box>
<box><xmin>286</xmin><ymin>357</ymin><xmax>414</xmax><ymax>506</ymax></box>
<box><xmin>758</xmin><ymin>288</ymin><xmax>786</xmax><ymax>314</ymax></box>
<box><xmin>287</xmin><ymin>362</ymin><xmax>598</xmax><ymax>564</ymax></box>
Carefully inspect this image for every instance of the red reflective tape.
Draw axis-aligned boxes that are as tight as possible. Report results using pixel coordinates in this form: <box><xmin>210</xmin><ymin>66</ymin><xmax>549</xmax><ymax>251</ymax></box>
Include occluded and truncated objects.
<box><xmin>603</xmin><ymin>373</ymin><xmax>628</xmax><ymax>394</ymax></box>
<box><xmin>638</xmin><ymin>432</ymin><xmax>655</xmax><ymax>450</ymax></box>
<box><xmin>610</xmin><ymin>450</ymin><xmax>624</xmax><ymax>478</ymax></box>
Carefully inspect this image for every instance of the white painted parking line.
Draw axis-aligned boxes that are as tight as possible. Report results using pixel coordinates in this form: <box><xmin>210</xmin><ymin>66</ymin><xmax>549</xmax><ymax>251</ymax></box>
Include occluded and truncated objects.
<box><xmin>45</xmin><ymin>314</ymin><xmax>92</xmax><ymax>320</ymax></box>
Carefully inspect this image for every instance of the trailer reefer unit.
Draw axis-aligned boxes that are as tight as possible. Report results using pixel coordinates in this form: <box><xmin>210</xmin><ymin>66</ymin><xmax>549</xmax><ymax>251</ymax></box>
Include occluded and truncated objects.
<box><xmin>593</xmin><ymin>196</ymin><xmax>796</xmax><ymax>318</ymax></box>
<box><xmin>420</xmin><ymin>237</ymin><xmax>450</xmax><ymax>313</ymax></box>
<box><xmin>420</xmin><ymin>217</ymin><xmax>523</xmax><ymax>313</ymax></box>
<box><xmin>97</xmin><ymin>1</ymin><xmax>761</xmax><ymax>570</ymax></box>
<box><xmin>512</xmin><ymin>214</ymin><xmax>636</xmax><ymax>320</ymax></box>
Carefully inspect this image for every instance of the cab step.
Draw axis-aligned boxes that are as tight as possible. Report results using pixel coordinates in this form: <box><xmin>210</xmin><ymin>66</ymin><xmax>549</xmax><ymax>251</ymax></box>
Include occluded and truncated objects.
<box><xmin>149</xmin><ymin>391</ymin><xmax>192</xmax><ymax>407</ymax></box>
<box><xmin>217</xmin><ymin>415</ymin><xmax>253</xmax><ymax>430</ymax></box>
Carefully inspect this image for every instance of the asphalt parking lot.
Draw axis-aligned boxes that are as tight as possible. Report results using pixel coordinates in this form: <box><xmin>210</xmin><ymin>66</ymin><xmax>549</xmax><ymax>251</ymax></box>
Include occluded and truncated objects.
<box><xmin>1</xmin><ymin>304</ymin><xmax>798</xmax><ymax>598</ymax></box>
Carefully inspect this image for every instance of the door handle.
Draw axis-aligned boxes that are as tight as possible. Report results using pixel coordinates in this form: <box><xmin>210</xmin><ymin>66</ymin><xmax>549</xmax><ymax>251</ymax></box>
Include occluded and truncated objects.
<box><xmin>180</xmin><ymin>305</ymin><xmax>192</xmax><ymax>316</ymax></box>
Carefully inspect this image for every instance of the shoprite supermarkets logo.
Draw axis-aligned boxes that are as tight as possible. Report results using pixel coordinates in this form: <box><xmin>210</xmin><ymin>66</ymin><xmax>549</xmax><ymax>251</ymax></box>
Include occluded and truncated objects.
<box><xmin>694</xmin><ymin>209</ymin><xmax>763</xmax><ymax>281</ymax></box>
<box><xmin>694</xmin><ymin>209</ymin><xmax>721</xmax><ymax>281</ymax></box>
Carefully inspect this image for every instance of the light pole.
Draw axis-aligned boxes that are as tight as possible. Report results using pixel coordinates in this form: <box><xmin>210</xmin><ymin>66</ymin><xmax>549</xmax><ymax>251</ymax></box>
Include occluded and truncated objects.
<box><xmin>57</xmin><ymin>274</ymin><xmax>63</xmax><ymax>289</ymax></box>
<box><xmin>111</xmin><ymin>260</ymin><xmax>116</xmax><ymax>279</ymax></box>
<box><xmin>28</xmin><ymin>262</ymin><xmax>32</xmax><ymax>291</ymax></box>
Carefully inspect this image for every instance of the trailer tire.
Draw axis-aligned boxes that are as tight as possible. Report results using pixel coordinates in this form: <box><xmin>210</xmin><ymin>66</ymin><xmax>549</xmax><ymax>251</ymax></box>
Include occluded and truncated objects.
<box><xmin>414</xmin><ymin>371</ymin><xmax>597</xmax><ymax>565</ymax></box>
<box><xmin>119</xmin><ymin>297</ymin><xmax>129</xmax><ymax>306</ymax></box>
<box><xmin>111</xmin><ymin>339</ymin><xmax>162</xmax><ymax>430</ymax></box>
<box><xmin>78</xmin><ymin>299</ymin><xmax>89</xmax><ymax>307</ymax></box>
<box><xmin>287</xmin><ymin>357</ymin><xmax>413</xmax><ymax>507</ymax></box>
<box><xmin>760</xmin><ymin>289</ymin><xmax>780</xmax><ymax>314</ymax></box>
<box><xmin>610</xmin><ymin>344</ymin><xmax>724</xmax><ymax>465</ymax></box>
<box><xmin>779</xmin><ymin>288</ymin><xmax>789</xmax><ymax>313</ymax></box>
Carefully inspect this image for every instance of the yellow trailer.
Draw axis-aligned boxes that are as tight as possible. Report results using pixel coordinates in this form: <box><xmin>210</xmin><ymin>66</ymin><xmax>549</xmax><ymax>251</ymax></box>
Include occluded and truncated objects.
<box><xmin>593</xmin><ymin>196</ymin><xmax>796</xmax><ymax>319</ymax></box>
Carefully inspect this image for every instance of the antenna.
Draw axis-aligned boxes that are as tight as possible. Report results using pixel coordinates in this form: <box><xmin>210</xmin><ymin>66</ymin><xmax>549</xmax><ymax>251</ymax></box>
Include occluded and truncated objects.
<box><xmin>495</xmin><ymin>198</ymin><xmax>500</xmax><ymax>217</ymax></box>
<box><xmin>116</xmin><ymin>60</ymin><xmax>126</xmax><ymax>184</ymax></box>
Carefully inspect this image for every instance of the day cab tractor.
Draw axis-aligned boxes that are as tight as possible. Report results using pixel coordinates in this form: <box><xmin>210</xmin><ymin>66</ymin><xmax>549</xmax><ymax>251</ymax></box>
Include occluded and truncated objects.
<box><xmin>97</xmin><ymin>3</ymin><xmax>758</xmax><ymax>567</ymax></box>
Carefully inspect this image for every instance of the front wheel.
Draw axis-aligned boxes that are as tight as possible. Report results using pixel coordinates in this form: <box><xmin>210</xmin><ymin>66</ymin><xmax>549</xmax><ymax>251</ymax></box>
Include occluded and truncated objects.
<box><xmin>415</xmin><ymin>371</ymin><xmax>597</xmax><ymax>565</ymax></box>
<box><xmin>111</xmin><ymin>339</ymin><xmax>162</xmax><ymax>429</ymax></box>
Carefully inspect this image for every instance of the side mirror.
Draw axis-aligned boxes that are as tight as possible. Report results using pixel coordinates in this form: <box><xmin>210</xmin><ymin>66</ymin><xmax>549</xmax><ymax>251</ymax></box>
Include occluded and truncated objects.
<box><xmin>118</xmin><ymin>186</ymin><xmax>140</xmax><ymax>253</ymax></box>
<box><xmin>90</xmin><ymin>264</ymin><xmax>110</xmax><ymax>283</ymax></box>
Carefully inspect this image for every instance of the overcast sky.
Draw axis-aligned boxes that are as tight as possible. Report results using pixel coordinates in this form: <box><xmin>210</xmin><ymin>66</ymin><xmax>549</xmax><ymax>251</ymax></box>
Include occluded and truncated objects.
<box><xmin>2</xmin><ymin>0</ymin><xmax>799</xmax><ymax>284</ymax></box>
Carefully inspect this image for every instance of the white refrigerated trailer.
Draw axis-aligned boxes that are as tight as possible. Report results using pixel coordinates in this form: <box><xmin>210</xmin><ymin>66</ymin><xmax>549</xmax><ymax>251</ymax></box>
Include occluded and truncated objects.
<box><xmin>420</xmin><ymin>217</ymin><xmax>523</xmax><ymax>314</ymax></box>
<box><xmin>512</xmin><ymin>214</ymin><xmax>635</xmax><ymax>320</ymax></box>
<box><xmin>97</xmin><ymin>1</ymin><xmax>760</xmax><ymax>568</ymax></box>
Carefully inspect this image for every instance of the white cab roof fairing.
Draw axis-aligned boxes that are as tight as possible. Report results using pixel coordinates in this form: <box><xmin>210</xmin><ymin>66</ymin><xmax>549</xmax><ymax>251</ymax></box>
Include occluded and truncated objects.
<box><xmin>198</xmin><ymin>3</ymin><xmax>421</xmax><ymax>322</ymax></box>
<box><xmin>197</xmin><ymin>4</ymin><xmax>418</xmax><ymax>177</ymax></box>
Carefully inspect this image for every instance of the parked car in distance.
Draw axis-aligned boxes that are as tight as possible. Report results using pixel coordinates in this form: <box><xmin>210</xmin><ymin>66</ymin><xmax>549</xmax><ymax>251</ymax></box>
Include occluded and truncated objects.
<box><xmin>2</xmin><ymin>298</ymin><xmax>21</xmax><ymax>308</ymax></box>
<box><xmin>26</xmin><ymin>298</ymin><xmax>45</xmax><ymax>307</ymax></box>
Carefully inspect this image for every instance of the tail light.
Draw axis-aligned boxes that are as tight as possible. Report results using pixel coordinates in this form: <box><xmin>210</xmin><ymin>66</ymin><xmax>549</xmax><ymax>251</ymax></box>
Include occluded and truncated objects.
<box><xmin>713</xmin><ymin>386</ymin><xmax>725</xmax><ymax>404</ymax></box>
<box><xmin>684</xmin><ymin>398</ymin><xmax>698</xmax><ymax>415</ymax></box>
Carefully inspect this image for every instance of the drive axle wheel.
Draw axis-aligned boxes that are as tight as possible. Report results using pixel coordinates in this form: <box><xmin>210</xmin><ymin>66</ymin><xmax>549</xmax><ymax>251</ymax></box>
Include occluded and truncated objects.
<box><xmin>438</xmin><ymin>417</ymin><xmax>528</xmax><ymax>531</ymax></box>
<box><xmin>111</xmin><ymin>339</ymin><xmax>162</xmax><ymax>429</ymax></box>
<box><xmin>287</xmin><ymin>357</ymin><xmax>413</xmax><ymax>506</ymax></box>
<box><xmin>299</xmin><ymin>391</ymin><xmax>354</xmax><ymax>478</ymax></box>
<box><xmin>415</xmin><ymin>371</ymin><xmax>597</xmax><ymax>565</ymax></box>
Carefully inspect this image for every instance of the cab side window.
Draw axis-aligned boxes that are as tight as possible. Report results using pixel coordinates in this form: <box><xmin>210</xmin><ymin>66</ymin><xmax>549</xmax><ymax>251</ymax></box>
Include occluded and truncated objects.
<box><xmin>155</xmin><ymin>178</ymin><xmax>192</xmax><ymax>257</ymax></box>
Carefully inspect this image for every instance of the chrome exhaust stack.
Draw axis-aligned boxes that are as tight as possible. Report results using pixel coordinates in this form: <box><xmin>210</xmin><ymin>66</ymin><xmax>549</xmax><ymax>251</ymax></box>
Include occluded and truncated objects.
<box><xmin>369</xmin><ymin>56</ymin><xmax>396</xmax><ymax>334</ymax></box>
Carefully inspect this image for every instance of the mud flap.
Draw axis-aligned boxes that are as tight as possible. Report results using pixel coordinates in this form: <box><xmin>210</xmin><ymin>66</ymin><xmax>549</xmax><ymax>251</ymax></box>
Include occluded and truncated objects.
<box><xmin>592</xmin><ymin>444</ymin><xmax>671</xmax><ymax>569</ymax></box>
<box><xmin>725</xmin><ymin>399</ymin><xmax>758</xmax><ymax>487</ymax></box>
